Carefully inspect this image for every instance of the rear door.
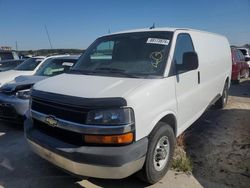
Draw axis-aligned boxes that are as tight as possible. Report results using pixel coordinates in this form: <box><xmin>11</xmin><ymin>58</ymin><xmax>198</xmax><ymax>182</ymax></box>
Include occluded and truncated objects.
<box><xmin>173</xmin><ymin>33</ymin><xmax>201</xmax><ymax>131</ymax></box>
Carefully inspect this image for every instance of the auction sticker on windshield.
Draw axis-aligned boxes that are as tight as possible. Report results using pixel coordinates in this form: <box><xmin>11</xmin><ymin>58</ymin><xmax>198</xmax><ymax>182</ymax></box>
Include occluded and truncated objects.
<box><xmin>147</xmin><ymin>38</ymin><xmax>170</xmax><ymax>45</ymax></box>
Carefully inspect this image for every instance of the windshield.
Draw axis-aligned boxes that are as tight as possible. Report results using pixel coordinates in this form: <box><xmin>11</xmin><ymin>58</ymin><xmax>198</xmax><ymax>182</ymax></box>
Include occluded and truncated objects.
<box><xmin>0</xmin><ymin>60</ymin><xmax>21</xmax><ymax>69</ymax></box>
<box><xmin>35</xmin><ymin>58</ymin><xmax>77</xmax><ymax>76</ymax></box>
<box><xmin>238</xmin><ymin>49</ymin><xmax>247</xmax><ymax>56</ymax></box>
<box><xmin>0</xmin><ymin>52</ymin><xmax>13</xmax><ymax>61</ymax></box>
<box><xmin>72</xmin><ymin>31</ymin><xmax>173</xmax><ymax>78</ymax></box>
<box><xmin>15</xmin><ymin>58</ymin><xmax>43</xmax><ymax>71</ymax></box>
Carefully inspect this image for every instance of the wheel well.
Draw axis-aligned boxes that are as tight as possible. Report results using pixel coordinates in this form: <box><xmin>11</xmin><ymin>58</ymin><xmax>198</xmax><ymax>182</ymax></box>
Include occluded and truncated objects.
<box><xmin>159</xmin><ymin>114</ymin><xmax>177</xmax><ymax>136</ymax></box>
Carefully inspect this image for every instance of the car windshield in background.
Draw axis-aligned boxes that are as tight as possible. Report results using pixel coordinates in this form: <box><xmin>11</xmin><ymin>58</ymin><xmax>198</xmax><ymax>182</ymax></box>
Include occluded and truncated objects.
<box><xmin>239</xmin><ymin>49</ymin><xmax>247</xmax><ymax>56</ymax></box>
<box><xmin>15</xmin><ymin>58</ymin><xmax>43</xmax><ymax>71</ymax></box>
<box><xmin>71</xmin><ymin>31</ymin><xmax>173</xmax><ymax>78</ymax></box>
<box><xmin>0</xmin><ymin>52</ymin><xmax>13</xmax><ymax>60</ymax></box>
<box><xmin>35</xmin><ymin>58</ymin><xmax>77</xmax><ymax>76</ymax></box>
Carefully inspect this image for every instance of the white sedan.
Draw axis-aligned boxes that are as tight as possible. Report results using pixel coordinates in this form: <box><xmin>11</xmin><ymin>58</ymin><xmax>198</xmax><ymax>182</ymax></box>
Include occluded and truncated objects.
<box><xmin>0</xmin><ymin>55</ymin><xmax>69</xmax><ymax>86</ymax></box>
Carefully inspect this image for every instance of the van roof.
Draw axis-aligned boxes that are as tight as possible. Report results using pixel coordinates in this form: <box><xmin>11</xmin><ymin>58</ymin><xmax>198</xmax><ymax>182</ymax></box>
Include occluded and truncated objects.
<box><xmin>106</xmin><ymin>27</ymin><xmax>223</xmax><ymax>37</ymax></box>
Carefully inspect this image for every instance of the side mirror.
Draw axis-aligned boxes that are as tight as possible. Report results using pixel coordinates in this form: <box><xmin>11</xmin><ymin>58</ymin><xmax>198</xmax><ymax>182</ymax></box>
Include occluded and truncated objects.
<box><xmin>176</xmin><ymin>52</ymin><xmax>198</xmax><ymax>73</ymax></box>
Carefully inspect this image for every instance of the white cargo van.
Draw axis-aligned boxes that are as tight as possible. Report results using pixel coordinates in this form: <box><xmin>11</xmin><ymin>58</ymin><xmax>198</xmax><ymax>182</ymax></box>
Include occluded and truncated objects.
<box><xmin>25</xmin><ymin>28</ymin><xmax>231</xmax><ymax>184</ymax></box>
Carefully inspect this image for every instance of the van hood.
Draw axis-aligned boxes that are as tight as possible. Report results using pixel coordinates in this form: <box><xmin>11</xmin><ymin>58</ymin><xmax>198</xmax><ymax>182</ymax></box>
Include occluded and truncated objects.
<box><xmin>0</xmin><ymin>70</ymin><xmax>34</xmax><ymax>87</ymax></box>
<box><xmin>33</xmin><ymin>73</ymin><xmax>150</xmax><ymax>98</ymax></box>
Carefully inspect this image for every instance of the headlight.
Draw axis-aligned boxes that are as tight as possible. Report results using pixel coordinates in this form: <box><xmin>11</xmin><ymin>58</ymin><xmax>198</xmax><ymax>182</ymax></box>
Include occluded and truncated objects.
<box><xmin>16</xmin><ymin>89</ymin><xmax>31</xmax><ymax>99</ymax></box>
<box><xmin>86</xmin><ymin>108</ymin><xmax>134</xmax><ymax>125</ymax></box>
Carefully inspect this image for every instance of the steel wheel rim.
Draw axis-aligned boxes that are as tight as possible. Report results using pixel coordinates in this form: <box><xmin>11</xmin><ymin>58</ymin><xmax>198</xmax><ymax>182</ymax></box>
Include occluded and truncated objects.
<box><xmin>153</xmin><ymin>136</ymin><xmax>170</xmax><ymax>171</ymax></box>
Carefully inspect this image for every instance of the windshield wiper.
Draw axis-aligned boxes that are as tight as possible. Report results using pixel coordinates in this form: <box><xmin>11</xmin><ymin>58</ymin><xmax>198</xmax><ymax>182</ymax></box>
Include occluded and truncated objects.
<box><xmin>69</xmin><ymin>69</ymin><xmax>96</xmax><ymax>75</ymax></box>
<box><xmin>94</xmin><ymin>68</ymin><xmax>141</xmax><ymax>78</ymax></box>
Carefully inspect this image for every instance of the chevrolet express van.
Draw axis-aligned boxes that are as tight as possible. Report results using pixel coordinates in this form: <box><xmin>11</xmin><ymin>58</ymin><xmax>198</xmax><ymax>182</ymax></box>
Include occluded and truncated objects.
<box><xmin>25</xmin><ymin>28</ymin><xmax>231</xmax><ymax>184</ymax></box>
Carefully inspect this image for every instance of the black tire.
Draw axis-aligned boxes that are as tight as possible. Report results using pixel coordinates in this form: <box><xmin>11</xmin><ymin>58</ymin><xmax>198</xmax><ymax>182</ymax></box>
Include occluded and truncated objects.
<box><xmin>234</xmin><ymin>79</ymin><xmax>240</xmax><ymax>84</ymax></box>
<box><xmin>244</xmin><ymin>69</ymin><xmax>249</xmax><ymax>78</ymax></box>
<box><xmin>235</xmin><ymin>73</ymin><xmax>240</xmax><ymax>84</ymax></box>
<box><xmin>137</xmin><ymin>122</ymin><xmax>175</xmax><ymax>184</ymax></box>
<box><xmin>215</xmin><ymin>81</ymin><xmax>229</xmax><ymax>109</ymax></box>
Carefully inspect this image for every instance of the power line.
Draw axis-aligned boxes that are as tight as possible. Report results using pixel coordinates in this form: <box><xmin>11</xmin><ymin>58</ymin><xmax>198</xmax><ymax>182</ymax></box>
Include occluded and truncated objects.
<box><xmin>44</xmin><ymin>25</ymin><xmax>53</xmax><ymax>49</ymax></box>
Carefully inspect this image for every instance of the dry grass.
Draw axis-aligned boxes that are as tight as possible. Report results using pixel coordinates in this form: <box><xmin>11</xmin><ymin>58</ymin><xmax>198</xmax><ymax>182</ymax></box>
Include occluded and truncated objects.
<box><xmin>172</xmin><ymin>133</ymin><xmax>193</xmax><ymax>173</ymax></box>
<box><xmin>176</xmin><ymin>132</ymin><xmax>186</xmax><ymax>146</ymax></box>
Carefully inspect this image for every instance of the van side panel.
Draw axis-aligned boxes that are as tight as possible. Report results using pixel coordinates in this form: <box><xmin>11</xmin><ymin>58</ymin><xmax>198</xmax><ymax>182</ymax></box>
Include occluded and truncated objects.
<box><xmin>174</xmin><ymin>31</ymin><xmax>231</xmax><ymax>135</ymax></box>
<box><xmin>189</xmin><ymin>31</ymin><xmax>231</xmax><ymax>111</ymax></box>
<box><xmin>126</xmin><ymin>77</ymin><xmax>177</xmax><ymax>141</ymax></box>
<box><xmin>128</xmin><ymin>31</ymin><xmax>231</xmax><ymax>140</ymax></box>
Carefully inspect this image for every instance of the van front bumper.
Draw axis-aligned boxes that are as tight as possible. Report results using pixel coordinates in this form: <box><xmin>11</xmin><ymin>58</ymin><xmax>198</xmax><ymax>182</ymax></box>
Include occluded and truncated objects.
<box><xmin>24</xmin><ymin>118</ymin><xmax>148</xmax><ymax>179</ymax></box>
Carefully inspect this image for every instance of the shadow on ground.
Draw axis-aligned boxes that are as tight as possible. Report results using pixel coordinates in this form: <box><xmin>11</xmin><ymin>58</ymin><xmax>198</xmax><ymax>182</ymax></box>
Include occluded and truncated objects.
<box><xmin>184</xmin><ymin>109</ymin><xmax>250</xmax><ymax>188</ymax></box>
<box><xmin>0</xmin><ymin>122</ymin><xmax>151</xmax><ymax>188</ymax></box>
<box><xmin>0</xmin><ymin>123</ymin><xmax>81</xmax><ymax>188</ymax></box>
<box><xmin>229</xmin><ymin>79</ymin><xmax>250</xmax><ymax>98</ymax></box>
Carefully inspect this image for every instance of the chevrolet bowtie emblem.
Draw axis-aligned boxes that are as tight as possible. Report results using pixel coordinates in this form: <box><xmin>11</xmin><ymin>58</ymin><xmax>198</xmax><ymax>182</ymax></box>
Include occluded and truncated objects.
<box><xmin>45</xmin><ymin>115</ymin><xmax>58</xmax><ymax>127</ymax></box>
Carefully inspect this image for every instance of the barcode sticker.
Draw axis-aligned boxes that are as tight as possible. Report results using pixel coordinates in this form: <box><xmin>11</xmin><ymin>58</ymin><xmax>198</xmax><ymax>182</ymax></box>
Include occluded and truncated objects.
<box><xmin>147</xmin><ymin>38</ymin><xmax>170</xmax><ymax>45</ymax></box>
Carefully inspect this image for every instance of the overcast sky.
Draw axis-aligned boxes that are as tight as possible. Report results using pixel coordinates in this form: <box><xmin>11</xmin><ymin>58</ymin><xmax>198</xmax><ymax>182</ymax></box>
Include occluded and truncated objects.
<box><xmin>0</xmin><ymin>0</ymin><xmax>249</xmax><ymax>50</ymax></box>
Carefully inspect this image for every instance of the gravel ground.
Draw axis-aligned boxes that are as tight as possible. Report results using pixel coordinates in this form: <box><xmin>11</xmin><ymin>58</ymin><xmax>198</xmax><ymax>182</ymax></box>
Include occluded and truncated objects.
<box><xmin>0</xmin><ymin>79</ymin><xmax>249</xmax><ymax>188</ymax></box>
<box><xmin>185</xmin><ymin>78</ymin><xmax>250</xmax><ymax>188</ymax></box>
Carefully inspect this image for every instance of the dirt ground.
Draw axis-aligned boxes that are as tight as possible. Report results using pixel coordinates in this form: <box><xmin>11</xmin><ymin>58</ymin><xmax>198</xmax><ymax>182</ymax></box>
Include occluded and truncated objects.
<box><xmin>0</xmin><ymin>79</ymin><xmax>249</xmax><ymax>188</ymax></box>
<box><xmin>184</xmin><ymin>78</ymin><xmax>250</xmax><ymax>188</ymax></box>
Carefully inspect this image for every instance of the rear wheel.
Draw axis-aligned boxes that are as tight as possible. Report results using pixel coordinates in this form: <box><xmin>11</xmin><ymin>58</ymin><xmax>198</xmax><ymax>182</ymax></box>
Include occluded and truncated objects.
<box><xmin>215</xmin><ymin>81</ymin><xmax>229</xmax><ymax>109</ymax></box>
<box><xmin>137</xmin><ymin>123</ymin><xmax>175</xmax><ymax>184</ymax></box>
<box><xmin>235</xmin><ymin>72</ymin><xmax>240</xmax><ymax>84</ymax></box>
<box><xmin>244</xmin><ymin>69</ymin><xmax>249</xmax><ymax>78</ymax></box>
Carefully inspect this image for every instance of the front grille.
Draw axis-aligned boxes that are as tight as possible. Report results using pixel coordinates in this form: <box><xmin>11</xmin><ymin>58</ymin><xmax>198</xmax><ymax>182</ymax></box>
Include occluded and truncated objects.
<box><xmin>0</xmin><ymin>104</ymin><xmax>17</xmax><ymax>118</ymax></box>
<box><xmin>31</xmin><ymin>97</ymin><xmax>89</xmax><ymax>124</ymax></box>
<box><xmin>33</xmin><ymin>119</ymin><xmax>84</xmax><ymax>146</ymax></box>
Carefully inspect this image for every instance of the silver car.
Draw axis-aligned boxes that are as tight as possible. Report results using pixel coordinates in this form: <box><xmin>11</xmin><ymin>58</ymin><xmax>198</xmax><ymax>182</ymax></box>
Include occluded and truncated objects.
<box><xmin>0</xmin><ymin>55</ymin><xmax>79</xmax><ymax>122</ymax></box>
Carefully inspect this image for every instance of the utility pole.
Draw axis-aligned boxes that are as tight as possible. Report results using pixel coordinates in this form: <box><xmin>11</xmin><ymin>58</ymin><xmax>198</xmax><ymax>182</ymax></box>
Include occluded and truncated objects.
<box><xmin>150</xmin><ymin>23</ymin><xmax>155</xmax><ymax>29</ymax></box>
<box><xmin>44</xmin><ymin>25</ymin><xmax>53</xmax><ymax>49</ymax></box>
<box><xmin>15</xmin><ymin>41</ymin><xmax>18</xmax><ymax>51</ymax></box>
<box><xmin>108</xmin><ymin>28</ymin><xmax>111</xmax><ymax>49</ymax></box>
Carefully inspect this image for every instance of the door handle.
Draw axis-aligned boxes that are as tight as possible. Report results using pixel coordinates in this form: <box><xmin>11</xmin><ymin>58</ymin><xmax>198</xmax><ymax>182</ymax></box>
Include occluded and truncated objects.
<box><xmin>198</xmin><ymin>71</ymin><xmax>200</xmax><ymax>84</ymax></box>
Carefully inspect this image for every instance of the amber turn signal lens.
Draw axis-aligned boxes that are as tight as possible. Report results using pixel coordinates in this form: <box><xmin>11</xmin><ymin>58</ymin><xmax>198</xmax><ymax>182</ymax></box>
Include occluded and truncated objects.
<box><xmin>84</xmin><ymin>133</ymin><xmax>133</xmax><ymax>144</ymax></box>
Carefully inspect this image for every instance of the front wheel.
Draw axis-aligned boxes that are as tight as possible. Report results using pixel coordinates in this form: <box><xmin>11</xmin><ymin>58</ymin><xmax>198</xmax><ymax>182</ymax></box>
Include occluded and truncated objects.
<box><xmin>137</xmin><ymin>123</ymin><xmax>175</xmax><ymax>184</ymax></box>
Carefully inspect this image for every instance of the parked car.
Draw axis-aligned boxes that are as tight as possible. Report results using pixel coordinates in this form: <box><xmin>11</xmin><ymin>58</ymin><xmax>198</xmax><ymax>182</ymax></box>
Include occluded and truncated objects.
<box><xmin>0</xmin><ymin>59</ymin><xmax>25</xmax><ymax>72</ymax></box>
<box><xmin>0</xmin><ymin>49</ymin><xmax>19</xmax><ymax>61</ymax></box>
<box><xmin>237</xmin><ymin>47</ymin><xmax>250</xmax><ymax>58</ymax></box>
<box><xmin>0</xmin><ymin>56</ymin><xmax>55</xmax><ymax>87</ymax></box>
<box><xmin>237</xmin><ymin>47</ymin><xmax>250</xmax><ymax>71</ymax></box>
<box><xmin>0</xmin><ymin>55</ymin><xmax>79</xmax><ymax>121</ymax></box>
<box><xmin>24</xmin><ymin>28</ymin><xmax>231</xmax><ymax>184</ymax></box>
<box><xmin>231</xmin><ymin>47</ymin><xmax>249</xmax><ymax>83</ymax></box>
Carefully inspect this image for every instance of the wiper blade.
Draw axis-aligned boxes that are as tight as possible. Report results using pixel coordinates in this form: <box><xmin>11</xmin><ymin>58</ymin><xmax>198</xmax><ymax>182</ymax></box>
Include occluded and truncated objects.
<box><xmin>69</xmin><ymin>69</ymin><xmax>96</xmax><ymax>75</ymax></box>
<box><xmin>95</xmin><ymin>67</ymin><xmax>125</xmax><ymax>72</ymax></box>
<box><xmin>69</xmin><ymin>68</ymin><xmax>142</xmax><ymax>78</ymax></box>
<box><xmin>94</xmin><ymin>68</ymin><xmax>141</xmax><ymax>78</ymax></box>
